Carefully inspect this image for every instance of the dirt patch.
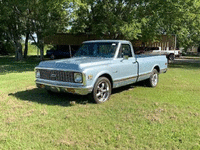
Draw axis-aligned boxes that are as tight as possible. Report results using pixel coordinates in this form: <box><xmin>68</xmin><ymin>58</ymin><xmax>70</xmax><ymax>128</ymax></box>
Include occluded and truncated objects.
<box><xmin>6</xmin><ymin>99</ymin><xmax>16</xmax><ymax>106</ymax></box>
<box><xmin>5</xmin><ymin>116</ymin><xmax>16</xmax><ymax>124</ymax></box>
<box><xmin>146</xmin><ymin>114</ymin><xmax>161</xmax><ymax>122</ymax></box>
<box><xmin>173</xmin><ymin>58</ymin><xmax>200</xmax><ymax>64</ymax></box>
<box><xmin>169</xmin><ymin>115</ymin><xmax>177</xmax><ymax>120</ymax></box>
<box><xmin>40</xmin><ymin>109</ymin><xmax>48</xmax><ymax>116</ymax></box>
<box><xmin>22</xmin><ymin>109</ymin><xmax>35</xmax><ymax>117</ymax></box>
<box><xmin>26</xmin><ymin>86</ymin><xmax>36</xmax><ymax>91</ymax></box>
<box><xmin>145</xmin><ymin>107</ymin><xmax>167</xmax><ymax>123</ymax></box>
<box><xmin>12</xmin><ymin>105</ymin><xmax>24</xmax><ymax>110</ymax></box>
<box><xmin>57</xmin><ymin>129</ymin><xmax>76</xmax><ymax>146</ymax></box>
<box><xmin>57</xmin><ymin>139</ymin><xmax>75</xmax><ymax>146</ymax></box>
<box><xmin>0</xmin><ymin>94</ymin><xmax>8</xmax><ymax>101</ymax></box>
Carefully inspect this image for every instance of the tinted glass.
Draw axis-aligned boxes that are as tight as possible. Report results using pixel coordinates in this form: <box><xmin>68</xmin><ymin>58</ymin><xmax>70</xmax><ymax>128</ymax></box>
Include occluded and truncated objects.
<box><xmin>74</xmin><ymin>42</ymin><xmax>118</xmax><ymax>58</ymax></box>
<box><xmin>118</xmin><ymin>44</ymin><xmax>132</xmax><ymax>58</ymax></box>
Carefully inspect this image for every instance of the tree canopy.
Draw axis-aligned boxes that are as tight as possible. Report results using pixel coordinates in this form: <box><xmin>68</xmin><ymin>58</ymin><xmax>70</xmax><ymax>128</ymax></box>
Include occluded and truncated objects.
<box><xmin>71</xmin><ymin>0</ymin><xmax>200</xmax><ymax>48</ymax></box>
<box><xmin>1</xmin><ymin>0</ymin><xmax>200</xmax><ymax>60</ymax></box>
<box><xmin>0</xmin><ymin>0</ymin><xmax>70</xmax><ymax>60</ymax></box>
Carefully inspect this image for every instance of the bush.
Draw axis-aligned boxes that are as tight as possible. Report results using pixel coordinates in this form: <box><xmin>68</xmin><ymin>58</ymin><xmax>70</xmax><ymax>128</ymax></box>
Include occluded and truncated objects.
<box><xmin>0</xmin><ymin>41</ymin><xmax>15</xmax><ymax>55</ymax></box>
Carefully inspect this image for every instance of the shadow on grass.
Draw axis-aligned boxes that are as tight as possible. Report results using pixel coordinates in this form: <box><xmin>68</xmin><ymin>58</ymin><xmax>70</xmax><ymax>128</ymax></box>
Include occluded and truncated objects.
<box><xmin>9</xmin><ymin>87</ymin><xmax>93</xmax><ymax>107</ymax></box>
<box><xmin>0</xmin><ymin>56</ymin><xmax>43</xmax><ymax>75</ymax></box>
<box><xmin>169</xmin><ymin>61</ymin><xmax>200</xmax><ymax>70</ymax></box>
<box><xmin>9</xmin><ymin>82</ymin><xmax>143</xmax><ymax>106</ymax></box>
<box><xmin>112</xmin><ymin>81</ymin><xmax>144</xmax><ymax>94</ymax></box>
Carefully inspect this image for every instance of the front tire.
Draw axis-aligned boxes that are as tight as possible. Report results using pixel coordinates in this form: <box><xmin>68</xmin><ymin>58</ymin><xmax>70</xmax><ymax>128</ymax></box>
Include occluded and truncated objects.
<box><xmin>146</xmin><ymin>69</ymin><xmax>159</xmax><ymax>87</ymax></box>
<box><xmin>92</xmin><ymin>77</ymin><xmax>111</xmax><ymax>104</ymax></box>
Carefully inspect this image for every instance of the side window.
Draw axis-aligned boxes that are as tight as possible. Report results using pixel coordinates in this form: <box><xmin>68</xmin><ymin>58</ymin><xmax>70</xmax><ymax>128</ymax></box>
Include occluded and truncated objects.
<box><xmin>118</xmin><ymin>44</ymin><xmax>132</xmax><ymax>58</ymax></box>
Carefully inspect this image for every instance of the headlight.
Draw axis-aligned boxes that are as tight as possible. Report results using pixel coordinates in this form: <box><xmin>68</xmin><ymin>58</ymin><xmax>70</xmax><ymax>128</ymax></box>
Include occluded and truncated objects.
<box><xmin>35</xmin><ymin>70</ymin><xmax>40</xmax><ymax>78</ymax></box>
<box><xmin>74</xmin><ymin>73</ymin><xmax>82</xmax><ymax>83</ymax></box>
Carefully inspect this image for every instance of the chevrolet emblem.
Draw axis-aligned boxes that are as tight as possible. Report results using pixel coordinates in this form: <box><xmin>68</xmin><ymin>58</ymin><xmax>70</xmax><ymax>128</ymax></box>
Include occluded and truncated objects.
<box><xmin>50</xmin><ymin>74</ymin><xmax>56</xmax><ymax>78</ymax></box>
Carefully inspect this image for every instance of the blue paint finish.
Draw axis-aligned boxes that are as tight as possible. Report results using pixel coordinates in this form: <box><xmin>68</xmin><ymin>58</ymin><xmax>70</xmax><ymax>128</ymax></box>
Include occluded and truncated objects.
<box><xmin>35</xmin><ymin>40</ymin><xmax>168</xmax><ymax>95</ymax></box>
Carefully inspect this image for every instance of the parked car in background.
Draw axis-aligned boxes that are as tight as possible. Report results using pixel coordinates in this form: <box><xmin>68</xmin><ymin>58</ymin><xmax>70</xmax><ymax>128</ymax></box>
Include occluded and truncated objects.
<box><xmin>46</xmin><ymin>45</ymin><xmax>79</xmax><ymax>59</ymax></box>
<box><xmin>135</xmin><ymin>46</ymin><xmax>181</xmax><ymax>60</ymax></box>
<box><xmin>35</xmin><ymin>40</ymin><xmax>168</xmax><ymax>103</ymax></box>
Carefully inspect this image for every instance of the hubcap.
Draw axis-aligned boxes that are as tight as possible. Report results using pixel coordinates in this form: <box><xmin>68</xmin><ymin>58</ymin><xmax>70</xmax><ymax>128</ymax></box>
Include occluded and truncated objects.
<box><xmin>96</xmin><ymin>81</ymin><xmax>110</xmax><ymax>102</ymax></box>
<box><xmin>152</xmin><ymin>73</ymin><xmax>158</xmax><ymax>86</ymax></box>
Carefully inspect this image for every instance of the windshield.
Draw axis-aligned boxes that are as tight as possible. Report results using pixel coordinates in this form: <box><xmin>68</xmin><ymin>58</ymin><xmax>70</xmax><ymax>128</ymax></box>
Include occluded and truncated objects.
<box><xmin>74</xmin><ymin>42</ymin><xmax>118</xmax><ymax>58</ymax></box>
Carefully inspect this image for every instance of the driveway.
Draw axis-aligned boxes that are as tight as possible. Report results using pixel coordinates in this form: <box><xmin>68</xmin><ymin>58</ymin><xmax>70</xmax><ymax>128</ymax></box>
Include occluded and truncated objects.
<box><xmin>172</xmin><ymin>56</ymin><xmax>200</xmax><ymax>64</ymax></box>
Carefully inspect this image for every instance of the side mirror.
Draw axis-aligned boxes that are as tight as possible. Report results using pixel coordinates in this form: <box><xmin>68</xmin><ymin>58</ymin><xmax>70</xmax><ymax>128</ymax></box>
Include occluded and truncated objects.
<box><xmin>123</xmin><ymin>55</ymin><xmax>129</xmax><ymax>60</ymax></box>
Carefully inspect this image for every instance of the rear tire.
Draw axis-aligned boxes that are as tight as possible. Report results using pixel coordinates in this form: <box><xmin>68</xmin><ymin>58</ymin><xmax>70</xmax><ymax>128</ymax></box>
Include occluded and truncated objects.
<box><xmin>145</xmin><ymin>69</ymin><xmax>159</xmax><ymax>87</ymax></box>
<box><xmin>168</xmin><ymin>54</ymin><xmax>175</xmax><ymax>60</ymax></box>
<box><xmin>92</xmin><ymin>77</ymin><xmax>112</xmax><ymax>104</ymax></box>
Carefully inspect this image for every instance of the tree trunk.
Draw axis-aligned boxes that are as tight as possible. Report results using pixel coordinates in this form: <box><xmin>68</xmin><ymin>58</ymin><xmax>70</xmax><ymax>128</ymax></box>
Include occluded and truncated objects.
<box><xmin>14</xmin><ymin>41</ymin><xmax>22</xmax><ymax>61</ymax></box>
<box><xmin>36</xmin><ymin>32</ymin><xmax>44</xmax><ymax>60</ymax></box>
<box><xmin>40</xmin><ymin>44</ymin><xmax>44</xmax><ymax>60</ymax></box>
<box><xmin>24</xmin><ymin>32</ymin><xmax>29</xmax><ymax>59</ymax></box>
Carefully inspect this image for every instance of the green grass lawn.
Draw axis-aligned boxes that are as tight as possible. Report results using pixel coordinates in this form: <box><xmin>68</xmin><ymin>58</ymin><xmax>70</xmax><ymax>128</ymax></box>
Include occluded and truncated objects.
<box><xmin>0</xmin><ymin>56</ymin><xmax>200</xmax><ymax>149</ymax></box>
<box><xmin>21</xmin><ymin>43</ymin><xmax>53</xmax><ymax>56</ymax></box>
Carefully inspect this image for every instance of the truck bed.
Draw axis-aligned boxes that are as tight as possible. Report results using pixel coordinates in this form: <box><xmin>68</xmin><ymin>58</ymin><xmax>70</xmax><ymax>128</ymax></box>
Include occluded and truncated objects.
<box><xmin>135</xmin><ymin>54</ymin><xmax>167</xmax><ymax>81</ymax></box>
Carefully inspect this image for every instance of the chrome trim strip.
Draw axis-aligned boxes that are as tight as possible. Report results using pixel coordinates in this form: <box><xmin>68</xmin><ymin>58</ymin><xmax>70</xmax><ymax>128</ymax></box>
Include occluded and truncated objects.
<box><xmin>113</xmin><ymin>72</ymin><xmax>152</xmax><ymax>88</ymax></box>
<box><xmin>139</xmin><ymin>72</ymin><xmax>151</xmax><ymax>77</ymax></box>
<box><xmin>113</xmin><ymin>76</ymin><xmax>137</xmax><ymax>83</ymax></box>
<box><xmin>35</xmin><ymin>67</ymin><xmax>82</xmax><ymax>73</ymax></box>
<box><xmin>113</xmin><ymin>76</ymin><xmax>137</xmax><ymax>88</ymax></box>
<box><xmin>136</xmin><ymin>73</ymin><xmax>151</xmax><ymax>82</ymax></box>
<box><xmin>36</xmin><ymin>78</ymin><xmax>84</xmax><ymax>87</ymax></box>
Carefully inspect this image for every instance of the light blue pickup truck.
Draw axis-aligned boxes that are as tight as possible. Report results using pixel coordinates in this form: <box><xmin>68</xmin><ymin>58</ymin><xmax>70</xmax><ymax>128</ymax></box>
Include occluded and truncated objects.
<box><xmin>35</xmin><ymin>40</ymin><xmax>167</xmax><ymax>103</ymax></box>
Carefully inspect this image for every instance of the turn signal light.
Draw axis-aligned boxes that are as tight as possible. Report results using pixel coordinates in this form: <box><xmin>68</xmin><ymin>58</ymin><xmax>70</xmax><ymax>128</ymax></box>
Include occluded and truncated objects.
<box><xmin>40</xmin><ymin>84</ymin><xmax>45</xmax><ymax>88</ymax></box>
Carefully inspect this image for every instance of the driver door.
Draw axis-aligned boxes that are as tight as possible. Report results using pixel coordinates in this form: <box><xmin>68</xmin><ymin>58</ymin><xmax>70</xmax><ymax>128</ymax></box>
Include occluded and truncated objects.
<box><xmin>112</xmin><ymin>44</ymin><xmax>138</xmax><ymax>88</ymax></box>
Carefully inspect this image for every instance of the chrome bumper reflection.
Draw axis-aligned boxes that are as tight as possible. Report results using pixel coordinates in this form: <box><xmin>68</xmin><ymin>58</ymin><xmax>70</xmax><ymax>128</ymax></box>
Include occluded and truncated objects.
<box><xmin>35</xmin><ymin>79</ymin><xmax>92</xmax><ymax>95</ymax></box>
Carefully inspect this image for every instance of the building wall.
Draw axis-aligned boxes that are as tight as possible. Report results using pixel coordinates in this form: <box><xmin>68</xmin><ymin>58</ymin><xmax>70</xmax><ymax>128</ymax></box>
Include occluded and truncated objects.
<box><xmin>44</xmin><ymin>34</ymin><xmax>176</xmax><ymax>50</ymax></box>
<box><xmin>187</xmin><ymin>46</ymin><xmax>198</xmax><ymax>53</ymax></box>
<box><xmin>132</xmin><ymin>35</ymin><xmax>176</xmax><ymax>50</ymax></box>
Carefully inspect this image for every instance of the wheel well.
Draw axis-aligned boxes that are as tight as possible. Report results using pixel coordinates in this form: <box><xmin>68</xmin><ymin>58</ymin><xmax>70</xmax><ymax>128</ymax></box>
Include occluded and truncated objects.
<box><xmin>154</xmin><ymin>66</ymin><xmax>160</xmax><ymax>73</ymax></box>
<box><xmin>99</xmin><ymin>74</ymin><xmax>113</xmax><ymax>88</ymax></box>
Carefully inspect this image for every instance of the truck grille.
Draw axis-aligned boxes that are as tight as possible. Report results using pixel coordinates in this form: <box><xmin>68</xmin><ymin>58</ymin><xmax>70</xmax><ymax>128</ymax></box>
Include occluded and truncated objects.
<box><xmin>39</xmin><ymin>69</ymin><xmax>74</xmax><ymax>82</ymax></box>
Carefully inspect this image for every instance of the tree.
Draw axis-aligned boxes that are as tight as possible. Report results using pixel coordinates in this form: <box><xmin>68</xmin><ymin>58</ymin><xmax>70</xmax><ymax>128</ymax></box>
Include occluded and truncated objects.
<box><xmin>0</xmin><ymin>0</ymin><xmax>71</xmax><ymax>60</ymax></box>
<box><xmin>71</xmin><ymin>0</ymin><xmax>200</xmax><ymax>48</ymax></box>
<box><xmin>71</xmin><ymin>0</ymin><xmax>142</xmax><ymax>39</ymax></box>
<box><xmin>0</xmin><ymin>0</ymin><xmax>25</xmax><ymax>60</ymax></box>
<box><xmin>28</xmin><ymin>0</ymin><xmax>70</xmax><ymax>60</ymax></box>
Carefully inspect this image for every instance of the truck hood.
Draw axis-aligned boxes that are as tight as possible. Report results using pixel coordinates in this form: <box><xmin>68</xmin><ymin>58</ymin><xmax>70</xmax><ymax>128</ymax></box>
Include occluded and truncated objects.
<box><xmin>37</xmin><ymin>57</ymin><xmax>112</xmax><ymax>71</ymax></box>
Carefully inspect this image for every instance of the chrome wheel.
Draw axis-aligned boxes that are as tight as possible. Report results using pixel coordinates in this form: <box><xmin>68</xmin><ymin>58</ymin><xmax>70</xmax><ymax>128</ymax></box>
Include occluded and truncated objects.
<box><xmin>92</xmin><ymin>77</ymin><xmax>111</xmax><ymax>103</ymax></box>
<box><xmin>151</xmin><ymin>73</ymin><xmax>158</xmax><ymax>87</ymax></box>
<box><xmin>146</xmin><ymin>69</ymin><xmax>159</xmax><ymax>87</ymax></box>
<box><xmin>96</xmin><ymin>82</ymin><xmax>110</xmax><ymax>102</ymax></box>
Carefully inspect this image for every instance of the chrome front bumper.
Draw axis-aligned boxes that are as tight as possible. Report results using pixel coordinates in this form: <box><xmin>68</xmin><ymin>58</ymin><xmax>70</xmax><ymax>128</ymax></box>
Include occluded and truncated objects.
<box><xmin>35</xmin><ymin>79</ymin><xmax>93</xmax><ymax>95</ymax></box>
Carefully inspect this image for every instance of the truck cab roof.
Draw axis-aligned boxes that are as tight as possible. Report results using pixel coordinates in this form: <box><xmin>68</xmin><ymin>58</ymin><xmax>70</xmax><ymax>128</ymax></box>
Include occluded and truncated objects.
<box><xmin>83</xmin><ymin>40</ymin><xmax>131</xmax><ymax>44</ymax></box>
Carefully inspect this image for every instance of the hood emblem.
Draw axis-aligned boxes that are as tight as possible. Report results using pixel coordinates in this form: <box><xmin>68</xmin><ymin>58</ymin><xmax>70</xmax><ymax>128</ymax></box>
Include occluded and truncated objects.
<box><xmin>50</xmin><ymin>74</ymin><xmax>56</xmax><ymax>78</ymax></box>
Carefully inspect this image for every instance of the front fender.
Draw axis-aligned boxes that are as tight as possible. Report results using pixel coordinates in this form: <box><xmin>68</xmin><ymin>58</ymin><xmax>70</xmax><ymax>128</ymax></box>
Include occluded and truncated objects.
<box><xmin>91</xmin><ymin>70</ymin><xmax>113</xmax><ymax>88</ymax></box>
